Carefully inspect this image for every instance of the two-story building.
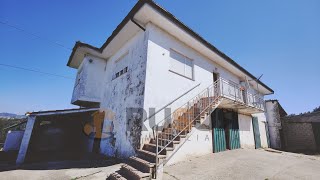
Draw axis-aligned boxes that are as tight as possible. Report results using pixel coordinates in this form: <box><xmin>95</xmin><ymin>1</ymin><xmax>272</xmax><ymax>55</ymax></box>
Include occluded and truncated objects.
<box><xmin>16</xmin><ymin>0</ymin><xmax>274</xmax><ymax>179</ymax></box>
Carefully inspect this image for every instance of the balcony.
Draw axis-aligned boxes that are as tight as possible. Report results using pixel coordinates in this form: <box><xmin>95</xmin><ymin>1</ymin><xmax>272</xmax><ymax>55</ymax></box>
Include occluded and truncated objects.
<box><xmin>217</xmin><ymin>78</ymin><xmax>265</xmax><ymax>114</ymax></box>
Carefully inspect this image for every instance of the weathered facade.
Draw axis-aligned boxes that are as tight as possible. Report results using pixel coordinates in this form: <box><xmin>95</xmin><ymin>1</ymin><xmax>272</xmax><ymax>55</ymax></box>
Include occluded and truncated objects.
<box><xmin>14</xmin><ymin>2</ymin><xmax>276</xmax><ymax>178</ymax></box>
<box><xmin>66</xmin><ymin>0</ymin><xmax>273</xmax><ymax>160</ymax></box>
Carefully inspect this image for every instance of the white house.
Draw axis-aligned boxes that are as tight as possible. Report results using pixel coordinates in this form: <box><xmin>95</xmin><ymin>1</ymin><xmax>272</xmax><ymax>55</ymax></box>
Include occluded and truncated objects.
<box><xmin>16</xmin><ymin>0</ymin><xmax>274</xmax><ymax>179</ymax></box>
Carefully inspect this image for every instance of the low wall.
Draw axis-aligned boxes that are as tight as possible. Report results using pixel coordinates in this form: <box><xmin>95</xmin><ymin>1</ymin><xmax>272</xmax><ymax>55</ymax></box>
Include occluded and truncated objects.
<box><xmin>166</xmin><ymin>124</ymin><xmax>212</xmax><ymax>166</ymax></box>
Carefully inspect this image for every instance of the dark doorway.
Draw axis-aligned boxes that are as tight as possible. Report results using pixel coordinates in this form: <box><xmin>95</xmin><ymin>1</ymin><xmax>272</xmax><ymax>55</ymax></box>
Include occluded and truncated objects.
<box><xmin>213</xmin><ymin>72</ymin><xmax>219</xmax><ymax>82</ymax></box>
<box><xmin>211</xmin><ymin>109</ymin><xmax>226</xmax><ymax>153</ymax></box>
<box><xmin>212</xmin><ymin>109</ymin><xmax>240</xmax><ymax>153</ymax></box>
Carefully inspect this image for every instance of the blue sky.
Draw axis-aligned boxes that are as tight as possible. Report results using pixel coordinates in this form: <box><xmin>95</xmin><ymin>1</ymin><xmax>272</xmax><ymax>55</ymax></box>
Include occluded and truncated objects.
<box><xmin>0</xmin><ymin>0</ymin><xmax>319</xmax><ymax>115</ymax></box>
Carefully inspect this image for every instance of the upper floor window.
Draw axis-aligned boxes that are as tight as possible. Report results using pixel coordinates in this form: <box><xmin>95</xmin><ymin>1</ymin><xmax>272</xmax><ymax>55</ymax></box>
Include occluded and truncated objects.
<box><xmin>169</xmin><ymin>49</ymin><xmax>193</xmax><ymax>79</ymax></box>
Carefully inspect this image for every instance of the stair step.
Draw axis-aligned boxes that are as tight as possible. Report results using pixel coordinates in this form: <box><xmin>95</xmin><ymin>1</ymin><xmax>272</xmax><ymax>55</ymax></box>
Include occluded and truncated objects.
<box><xmin>137</xmin><ymin>149</ymin><xmax>166</xmax><ymax>163</ymax></box>
<box><xmin>163</xmin><ymin>128</ymin><xmax>189</xmax><ymax>134</ymax></box>
<box><xmin>150</xmin><ymin>138</ymin><xmax>180</xmax><ymax>146</ymax></box>
<box><xmin>120</xmin><ymin>164</ymin><xmax>151</xmax><ymax>180</ymax></box>
<box><xmin>107</xmin><ymin>172</ymin><xmax>127</xmax><ymax>180</ymax></box>
<box><xmin>127</xmin><ymin>156</ymin><xmax>154</xmax><ymax>174</ymax></box>
<box><xmin>129</xmin><ymin>156</ymin><xmax>155</xmax><ymax>168</ymax></box>
<box><xmin>158</xmin><ymin>133</ymin><xmax>181</xmax><ymax>141</ymax></box>
<box><xmin>144</xmin><ymin>143</ymin><xmax>174</xmax><ymax>153</ymax></box>
<box><xmin>143</xmin><ymin>143</ymin><xmax>165</xmax><ymax>154</ymax></box>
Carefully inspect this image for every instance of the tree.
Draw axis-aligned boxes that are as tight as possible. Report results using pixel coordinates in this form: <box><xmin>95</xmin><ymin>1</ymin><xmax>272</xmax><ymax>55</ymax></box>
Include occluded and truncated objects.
<box><xmin>313</xmin><ymin>106</ymin><xmax>320</xmax><ymax>113</ymax></box>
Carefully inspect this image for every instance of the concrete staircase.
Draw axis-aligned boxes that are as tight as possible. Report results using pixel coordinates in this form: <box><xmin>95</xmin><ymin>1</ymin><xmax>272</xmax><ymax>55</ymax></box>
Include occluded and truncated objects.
<box><xmin>107</xmin><ymin>82</ymin><xmax>222</xmax><ymax>179</ymax></box>
<box><xmin>106</xmin><ymin>108</ymin><xmax>217</xmax><ymax>180</ymax></box>
<box><xmin>106</xmin><ymin>127</ymin><xmax>190</xmax><ymax>180</ymax></box>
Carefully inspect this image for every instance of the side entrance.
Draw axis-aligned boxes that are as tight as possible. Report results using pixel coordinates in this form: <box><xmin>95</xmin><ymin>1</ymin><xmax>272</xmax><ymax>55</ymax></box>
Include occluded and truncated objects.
<box><xmin>252</xmin><ymin>117</ymin><xmax>262</xmax><ymax>149</ymax></box>
<box><xmin>211</xmin><ymin>108</ymin><xmax>241</xmax><ymax>153</ymax></box>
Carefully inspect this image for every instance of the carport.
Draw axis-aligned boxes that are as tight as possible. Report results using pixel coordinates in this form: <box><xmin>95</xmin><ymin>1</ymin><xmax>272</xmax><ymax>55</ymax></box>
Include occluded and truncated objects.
<box><xmin>16</xmin><ymin>108</ymin><xmax>101</xmax><ymax>164</ymax></box>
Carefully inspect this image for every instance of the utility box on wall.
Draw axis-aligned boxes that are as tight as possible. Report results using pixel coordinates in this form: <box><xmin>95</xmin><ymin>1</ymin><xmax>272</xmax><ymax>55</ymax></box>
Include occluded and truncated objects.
<box><xmin>71</xmin><ymin>56</ymin><xmax>106</xmax><ymax>107</ymax></box>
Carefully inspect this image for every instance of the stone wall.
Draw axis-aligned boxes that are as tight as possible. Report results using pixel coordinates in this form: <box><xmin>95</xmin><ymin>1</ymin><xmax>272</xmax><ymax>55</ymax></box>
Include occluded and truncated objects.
<box><xmin>281</xmin><ymin>112</ymin><xmax>320</xmax><ymax>152</ymax></box>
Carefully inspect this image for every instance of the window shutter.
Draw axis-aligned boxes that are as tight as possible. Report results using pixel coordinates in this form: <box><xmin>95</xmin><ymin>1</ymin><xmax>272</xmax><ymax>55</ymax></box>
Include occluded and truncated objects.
<box><xmin>169</xmin><ymin>49</ymin><xmax>193</xmax><ymax>79</ymax></box>
<box><xmin>170</xmin><ymin>50</ymin><xmax>185</xmax><ymax>75</ymax></box>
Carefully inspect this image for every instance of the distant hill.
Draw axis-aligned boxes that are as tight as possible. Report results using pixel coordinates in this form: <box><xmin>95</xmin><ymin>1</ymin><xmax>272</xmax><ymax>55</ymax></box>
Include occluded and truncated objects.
<box><xmin>0</xmin><ymin>112</ymin><xmax>26</xmax><ymax>119</ymax></box>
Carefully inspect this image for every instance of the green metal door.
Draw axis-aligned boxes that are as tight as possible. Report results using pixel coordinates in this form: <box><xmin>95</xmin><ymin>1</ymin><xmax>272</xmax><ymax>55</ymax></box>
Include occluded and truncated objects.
<box><xmin>212</xmin><ymin>109</ymin><xmax>226</xmax><ymax>152</ymax></box>
<box><xmin>228</xmin><ymin>112</ymin><xmax>240</xmax><ymax>150</ymax></box>
<box><xmin>252</xmin><ymin>117</ymin><xmax>261</xmax><ymax>149</ymax></box>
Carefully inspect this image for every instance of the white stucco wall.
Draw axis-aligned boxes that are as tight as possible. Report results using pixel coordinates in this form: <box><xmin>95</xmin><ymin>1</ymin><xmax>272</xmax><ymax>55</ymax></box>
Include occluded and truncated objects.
<box><xmin>165</xmin><ymin>125</ymin><xmax>212</xmax><ymax>166</ymax></box>
<box><xmin>238</xmin><ymin>114</ymin><xmax>255</xmax><ymax>149</ymax></box>
<box><xmin>143</xmin><ymin>23</ymin><xmax>242</xmax><ymax>133</ymax></box>
<box><xmin>72</xmin><ymin>22</ymin><xmax>270</xmax><ymax>158</ymax></box>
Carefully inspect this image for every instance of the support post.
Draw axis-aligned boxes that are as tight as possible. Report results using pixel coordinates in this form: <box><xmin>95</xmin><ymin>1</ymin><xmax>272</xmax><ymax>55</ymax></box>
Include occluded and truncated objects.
<box><xmin>16</xmin><ymin>116</ymin><xmax>36</xmax><ymax>165</ymax></box>
<box><xmin>155</xmin><ymin>125</ymin><xmax>159</xmax><ymax>179</ymax></box>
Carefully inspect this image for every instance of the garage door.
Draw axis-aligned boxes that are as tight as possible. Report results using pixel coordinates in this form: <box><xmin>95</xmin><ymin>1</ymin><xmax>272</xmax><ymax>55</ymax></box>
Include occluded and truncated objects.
<box><xmin>212</xmin><ymin>109</ymin><xmax>226</xmax><ymax>152</ymax></box>
<box><xmin>229</xmin><ymin>113</ymin><xmax>240</xmax><ymax>150</ymax></box>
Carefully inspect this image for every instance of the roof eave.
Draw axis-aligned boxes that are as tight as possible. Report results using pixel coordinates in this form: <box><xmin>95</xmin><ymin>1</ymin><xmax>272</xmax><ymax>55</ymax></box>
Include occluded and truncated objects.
<box><xmin>66</xmin><ymin>0</ymin><xmax>274</xmax><ymax>93</ymax></box>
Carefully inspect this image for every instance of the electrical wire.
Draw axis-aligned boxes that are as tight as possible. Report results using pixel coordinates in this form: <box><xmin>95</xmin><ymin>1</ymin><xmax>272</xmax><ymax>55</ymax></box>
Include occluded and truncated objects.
<box><xmin>0</xmin><ymin>20</ymin><xmax>72</xmax><ymax>51</ymax></box>
<box><xmin>0</xmin><ymin>63</ymin><xmax>74</xmax><ymax>80</ymax></box>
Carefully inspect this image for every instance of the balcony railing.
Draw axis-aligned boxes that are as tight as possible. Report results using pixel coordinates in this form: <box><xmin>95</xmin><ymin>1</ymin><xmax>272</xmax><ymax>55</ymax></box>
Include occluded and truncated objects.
<box><xmin>218</xmin><ymin>78</ymin><xmax>264</xmax><ymax>111</ymax></box>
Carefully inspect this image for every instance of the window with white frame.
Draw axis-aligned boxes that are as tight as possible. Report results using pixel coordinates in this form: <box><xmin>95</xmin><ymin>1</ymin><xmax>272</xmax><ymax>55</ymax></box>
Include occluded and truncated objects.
<box><xmin>169</xmin><ymin>49</ymin><xmax>194</xmax><ymax>79</ymax></box>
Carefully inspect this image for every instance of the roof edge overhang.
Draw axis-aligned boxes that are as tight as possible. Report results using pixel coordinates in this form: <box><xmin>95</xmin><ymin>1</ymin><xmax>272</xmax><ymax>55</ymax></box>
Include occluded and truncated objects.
<box><xmin>67</xmin><ymin>0</ymin><xmax>148</xmax><ymax>68</ymax></box>
<box><xmin>67</xmin><ymin>0</ymin><xmax>274</xmax><ymax>94</ymax></box>
<box><xmin>26</xmin><ymin>108</ymin><xmax>99</xmax><ymax>117</ymax></box>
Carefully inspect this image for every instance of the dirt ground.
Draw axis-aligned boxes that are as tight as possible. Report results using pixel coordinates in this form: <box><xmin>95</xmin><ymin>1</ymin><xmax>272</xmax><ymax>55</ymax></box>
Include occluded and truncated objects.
<box><xmin>163</xmin><ymin>149</ymin><xmax>320</xmax><ymax>180</ymax></box>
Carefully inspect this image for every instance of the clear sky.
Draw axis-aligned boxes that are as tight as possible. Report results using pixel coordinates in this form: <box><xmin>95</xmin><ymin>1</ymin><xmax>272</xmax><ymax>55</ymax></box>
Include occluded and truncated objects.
<box><xmin>0</xmin><ymin>0</ymin><xmax>319</xmax><ymax>115</ymax></box>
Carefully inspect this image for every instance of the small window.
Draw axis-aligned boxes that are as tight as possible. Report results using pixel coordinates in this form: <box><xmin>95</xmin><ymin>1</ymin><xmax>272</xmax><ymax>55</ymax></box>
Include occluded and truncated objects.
<box><xmin>169</xmin><ymin>49</ymin><xmax>194</xmax><ymax>79</ymax></box>
<box><xmin>113</xmin><ymin>66</ymin><xmax>128</xmax><ymax>80</ymax></box>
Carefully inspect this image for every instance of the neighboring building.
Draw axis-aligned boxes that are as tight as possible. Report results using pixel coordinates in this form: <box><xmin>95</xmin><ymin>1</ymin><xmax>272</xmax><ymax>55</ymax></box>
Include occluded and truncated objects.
<box><xmin>263</xmin><ymin>100</ymin><xmax>320</xmax><ymax>153</ymax></box>
<box><xmin>264</xmin><ymin>100</ymin><xmax>287</xmax><ymax>150</ymax></box>
<box><xmin>15</xmin><ymin>0</ymin><xmax>275</xmax><ymax>179</ymax></box>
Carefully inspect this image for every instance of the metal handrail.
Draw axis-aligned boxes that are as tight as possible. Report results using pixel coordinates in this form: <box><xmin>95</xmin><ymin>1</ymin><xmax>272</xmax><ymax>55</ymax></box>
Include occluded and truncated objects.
<box><xmin>153</xmin><ymin>77</ymin><xmax>265</xmax><ymax>178</ymax></box>
<box><xmin>219</xmin><ymin>77</ymin><xmax>264</xmax><ymax>110</ymax></box>
<box><xmin>151</xmin><ymin>82</ymin><xmax>217</xmax><ymax>130</ymax></box>
<box><xmin>144</xmin><ymin>83</ymin><xmax>201</xmax><ymax>123</ymax></box>
<box><xmin>154</xmin><ymin>79</ymin><xmax>221</xmax><ymax>177</ymax></box>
